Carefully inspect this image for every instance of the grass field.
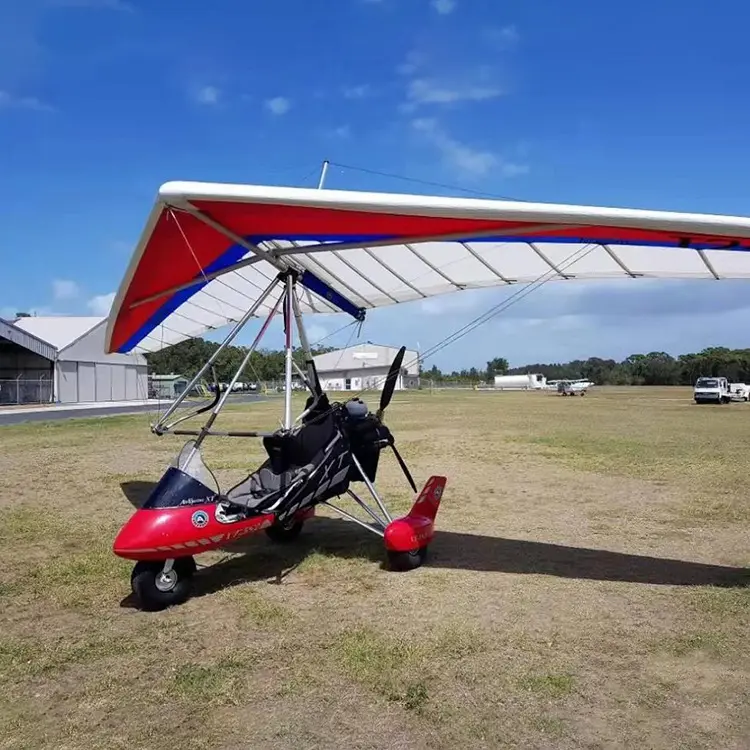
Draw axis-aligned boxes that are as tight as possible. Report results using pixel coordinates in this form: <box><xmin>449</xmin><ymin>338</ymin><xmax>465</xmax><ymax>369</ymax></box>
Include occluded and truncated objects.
<box><xmin>1</xmin><ymin>386</ymin><xmax>748</xmax><ymax>749</ymax></box>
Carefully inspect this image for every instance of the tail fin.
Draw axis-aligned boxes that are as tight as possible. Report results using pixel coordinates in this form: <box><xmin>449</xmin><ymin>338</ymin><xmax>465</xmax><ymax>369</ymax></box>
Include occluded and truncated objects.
<box><xmin>384</xmin><ymin>476</ymin><xmax>447</xmax><ymax>553</ymax></box>
<box><xmin>408</xmin><ymin>475</ymin><xmax>446</xmax><ymax>522</ymax></box>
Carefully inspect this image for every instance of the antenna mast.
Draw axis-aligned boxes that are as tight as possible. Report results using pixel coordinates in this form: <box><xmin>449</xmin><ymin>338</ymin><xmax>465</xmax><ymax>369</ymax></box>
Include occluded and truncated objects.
<box><xmin>317</xmin><ymin>160</ymin><xmax>330</xmax><ymax>190</ymax></box>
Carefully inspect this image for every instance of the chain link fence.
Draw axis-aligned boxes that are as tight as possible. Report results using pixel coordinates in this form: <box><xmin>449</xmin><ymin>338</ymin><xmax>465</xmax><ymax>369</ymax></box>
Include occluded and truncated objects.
<box><xmin>0</xmin><ymin>377</ymin><xmax>54</xmax><ymax>405</ymax></box>
<box><xmin>259</xmin><ymin>378</ymin><xmax>426</xmax><ymax>395</ymax></box>
<box><xmin>423</xmin><ymin>379</ymin><xmax>484</xmax><ymax>391</ymax></box>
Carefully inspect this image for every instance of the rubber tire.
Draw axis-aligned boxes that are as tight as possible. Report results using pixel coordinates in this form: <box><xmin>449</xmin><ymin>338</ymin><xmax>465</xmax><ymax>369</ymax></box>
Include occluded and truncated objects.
<box><xmin>131</xmin><ymin>557</ymin><xmax>196</xmax><ymax>612</ymax></box>
<box><xmin>265</xmin><ymin>519</ymin><xmax>304</xmax><ymax>544</ymax></box>
<box><xmin>386</xmin><ymin>546</ymin><xmax>428</xmax><ymax>572</ymax></box>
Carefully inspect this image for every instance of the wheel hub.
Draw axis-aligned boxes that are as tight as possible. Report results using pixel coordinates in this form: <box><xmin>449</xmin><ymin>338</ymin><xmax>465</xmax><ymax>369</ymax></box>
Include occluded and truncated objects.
<box><xmin>155</xmin><ymin>568</ymin><xmax>178</xmax><ymax>592</ymax></box>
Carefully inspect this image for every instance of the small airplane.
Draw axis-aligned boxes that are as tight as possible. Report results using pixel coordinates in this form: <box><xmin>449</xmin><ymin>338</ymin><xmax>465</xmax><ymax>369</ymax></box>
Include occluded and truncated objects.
<box><xmin>104</xmin><ymin>176</ymin><xmax>750</xmax><ymax>610</ymax></box>
<box><xmin>548</xmin><ymin>379</ymin><xmax>594</xmax><ymax>396</ymax></box>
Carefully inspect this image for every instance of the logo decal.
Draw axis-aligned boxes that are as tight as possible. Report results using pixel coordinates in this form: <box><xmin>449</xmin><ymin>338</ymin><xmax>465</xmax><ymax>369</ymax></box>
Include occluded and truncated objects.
<box><xmin>180</xmin><ymin>495</ymin><xmax>216</xmax><ymax>506</ymax></box>
<box><xmin>191</xmin><ymin>510</ymin><xmax>209</xmax><ymax>528</ymax></box>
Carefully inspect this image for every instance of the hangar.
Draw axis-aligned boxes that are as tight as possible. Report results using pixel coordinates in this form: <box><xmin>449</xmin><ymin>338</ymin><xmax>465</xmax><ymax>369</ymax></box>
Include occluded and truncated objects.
<box><xmin>312</xmin><ymin>342</ymin><xmax>420</xmax><ymax>392</ymax></box>
<box><xmin>0</xmin><ymin>315</ymin><xmax>148</xmax><ymax>405</ymax></box>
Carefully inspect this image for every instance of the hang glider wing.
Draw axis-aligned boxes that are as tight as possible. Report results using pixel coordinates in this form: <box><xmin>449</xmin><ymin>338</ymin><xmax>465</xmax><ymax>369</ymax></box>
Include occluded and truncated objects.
<box><xmin>105</xmin><ymin>181</ymin><xmax>750</xmax><ymax>354</ymax></box>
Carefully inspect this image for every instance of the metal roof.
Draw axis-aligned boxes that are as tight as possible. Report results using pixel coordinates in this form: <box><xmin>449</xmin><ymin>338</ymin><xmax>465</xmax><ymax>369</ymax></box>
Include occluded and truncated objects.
<box><xmin>314</xmin><ymin>343</ymin><xmax>419</xmax><ymax>376</ymax></box>
<box><xmin>0</xmin><ymin>317</ymin><xmax>57</xmax><ymax>361</ymax></box>
<box><xmin>149</xmin><ymin>373</ymin><xmax>188</xmax><ymax>381</ymax></box>
<box><xmin>12</xmin><ymin>316</ymin><xmax>105</xmax><ymax>351</ymax></box>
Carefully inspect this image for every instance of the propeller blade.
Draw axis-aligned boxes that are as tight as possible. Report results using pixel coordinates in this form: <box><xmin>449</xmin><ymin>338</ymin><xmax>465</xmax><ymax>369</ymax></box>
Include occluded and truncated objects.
<box><xmin>377</xmin><ymin>345</ymin><xmax>406</xmax><ymax>418</ymax></box>
<box><xmin>391</xmin><ymin>442</ymin><xmax>418</xmax><ymax>494</ymax></box>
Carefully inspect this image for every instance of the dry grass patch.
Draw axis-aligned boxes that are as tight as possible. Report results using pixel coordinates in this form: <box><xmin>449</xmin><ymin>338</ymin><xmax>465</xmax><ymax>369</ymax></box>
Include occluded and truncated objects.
<box><xmin>0</xmin><ymin>387</ymin><xmax>748</xmax><ymax>749</ymax></box>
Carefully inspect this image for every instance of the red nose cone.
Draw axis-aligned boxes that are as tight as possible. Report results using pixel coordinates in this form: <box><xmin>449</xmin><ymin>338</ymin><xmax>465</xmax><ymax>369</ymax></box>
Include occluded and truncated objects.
<box><xmin>113</xmin><ymin>508</ymin><xmax>178</xmax><ymax>561</ymax></box>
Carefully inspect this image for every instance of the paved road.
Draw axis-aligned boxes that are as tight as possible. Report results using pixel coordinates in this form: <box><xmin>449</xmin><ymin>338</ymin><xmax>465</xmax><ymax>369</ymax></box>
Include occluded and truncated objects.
<box><xmin>0</xmin><ymin>393</ymin><xmax>268</xmax><ymax>426</ymax></box>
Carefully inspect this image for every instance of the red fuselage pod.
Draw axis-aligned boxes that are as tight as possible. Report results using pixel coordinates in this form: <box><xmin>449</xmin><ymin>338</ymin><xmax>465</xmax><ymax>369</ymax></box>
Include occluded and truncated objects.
<box><xmin>113</xmin><ymin>464</ymin><xmax>313</xmax><ymax>562</ymax></box>
<box><xmin>383</xmin><ymin>475</ymin><xmax>446</xmax><ymax>553</ymax></box>
<box><xmin>113</xmin><ymin>503</ymin><xmax>279</xmax><ymax>561</ymax></box>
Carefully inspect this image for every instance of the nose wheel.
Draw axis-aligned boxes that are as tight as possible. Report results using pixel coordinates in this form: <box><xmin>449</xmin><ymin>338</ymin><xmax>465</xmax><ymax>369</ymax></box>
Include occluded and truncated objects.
<box><xmin>130</xmin><ymin>557</ymin><xmax>197</xmax><ymax>611</ymax></box>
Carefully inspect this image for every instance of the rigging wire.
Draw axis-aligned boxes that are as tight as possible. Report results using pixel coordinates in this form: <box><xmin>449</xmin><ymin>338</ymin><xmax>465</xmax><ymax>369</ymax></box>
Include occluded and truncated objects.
<box><xmin>326</xmin><ymin>160</ymin><xmax>532</xmax><ymax>203</ymax></box>
<box><xmin>346</xmin><ymin>242</ymin><xmax>598</xmax><ymax>402</ymax></box>
<box><xmin>295</xmin><ymin>163</ymin><xmax>327</xmax><ymax>188</ymax></box>
<box><xmin>411</xmin><ymin>246</ymin><xmax>594</xmax><ymax>366</ymax></box>
<box><xmin>307</xmin><ymin>319</ymin><xmax>360</xmax><ymax>348</ymax></box>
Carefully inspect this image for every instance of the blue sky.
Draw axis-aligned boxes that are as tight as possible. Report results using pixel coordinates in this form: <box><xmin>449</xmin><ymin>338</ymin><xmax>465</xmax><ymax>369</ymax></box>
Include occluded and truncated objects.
<box><xmin>2</xmin><ymin>0</ymin><xmax>750</xmax><ymax>370</ymax></box>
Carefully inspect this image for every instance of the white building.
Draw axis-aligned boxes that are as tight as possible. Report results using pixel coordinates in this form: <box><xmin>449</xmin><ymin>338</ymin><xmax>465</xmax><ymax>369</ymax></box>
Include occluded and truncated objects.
<box><xmin>493</xmin><ymin>373</ymin><xmax>547</xmax><ymax>390</ymax></box>
<box><xmin>313</xmin><ymin>342</ymin><xmax>420</xmax><ymax>392</ymax></box>
<box><xmin>148</xmin><ymin>373</ymin><xmax>192</xmax><ymax>400</ymax></box>
<box><xmin>1</xmin><ymin>315</ymin><xmax>148</xmax><ymax>405</ymax></box>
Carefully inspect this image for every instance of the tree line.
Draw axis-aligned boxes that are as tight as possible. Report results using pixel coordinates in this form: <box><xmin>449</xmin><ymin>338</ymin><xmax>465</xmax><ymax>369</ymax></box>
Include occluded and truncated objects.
<box><xmin>145</xmin><ymin>338</ymin><xmax>335</xmax><ymax>384</ymax></box>
<box><xmin>147</xmin><ymin>338</ymin><xmax>750</xmax><ymax>388</ymax></box>
<box><xmin>425</xmin><ymin>347</ymin><xmax>750</xmax><ymax>386</ymax></box>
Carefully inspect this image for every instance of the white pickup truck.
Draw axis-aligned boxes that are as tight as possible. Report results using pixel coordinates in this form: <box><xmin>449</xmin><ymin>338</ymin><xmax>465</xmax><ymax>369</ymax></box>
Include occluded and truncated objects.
<box><xmin>693</xmin><ymin>376</ymin><xmax>731</xmax><ymax>404</ymax></box>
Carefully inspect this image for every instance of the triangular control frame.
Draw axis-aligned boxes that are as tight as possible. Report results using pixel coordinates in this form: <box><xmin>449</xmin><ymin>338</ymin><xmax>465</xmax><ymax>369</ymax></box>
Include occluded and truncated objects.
<box><xmin>148</xmin><ymin>268</ymin><xmax>402</xmax><ymax>539</ymax></box>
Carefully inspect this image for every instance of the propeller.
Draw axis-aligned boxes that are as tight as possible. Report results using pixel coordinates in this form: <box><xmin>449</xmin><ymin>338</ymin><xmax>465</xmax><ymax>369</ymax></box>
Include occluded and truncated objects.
<box><xmin>376</xmin><ymin>345</ymin><xmax>406</xmax><ymax>420</ymax></box>
<box><xmin>373</xmin><ymin>346</ymin><xmax>417</xmax><ymax>493</ymax></box>
<box><xmin>390</xmin><ymin>440</ymin><xmax>417</xmax><ymax>494</ymax></box>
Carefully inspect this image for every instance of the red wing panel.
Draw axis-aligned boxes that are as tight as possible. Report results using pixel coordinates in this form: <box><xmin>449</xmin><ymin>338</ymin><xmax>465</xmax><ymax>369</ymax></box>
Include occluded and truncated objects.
<box><xmin>110</xmin><ymin>209</ymin><xmax>233</xmax><ymax>352</ymax></box>
<box><xmin>189</xmin><ymin>199</ymin><xmax>748</xmax><ymax>247</ymax></box>
<box><xmin>189</xmin><ymin>199</ymin><xmax>536</xmax><ymax>239</ymax></box>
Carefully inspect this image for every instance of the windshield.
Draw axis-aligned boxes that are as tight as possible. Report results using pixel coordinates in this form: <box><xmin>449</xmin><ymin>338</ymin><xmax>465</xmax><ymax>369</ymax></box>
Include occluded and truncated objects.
<box><xmin>696</xmin><ymin>378</ymin><xmax>718</xmax><ymax>388</ymax></box>
<box><xmin>171</xmin><ymin>440</ymin><xmax>220</xmax><ymax>493</ymax></box>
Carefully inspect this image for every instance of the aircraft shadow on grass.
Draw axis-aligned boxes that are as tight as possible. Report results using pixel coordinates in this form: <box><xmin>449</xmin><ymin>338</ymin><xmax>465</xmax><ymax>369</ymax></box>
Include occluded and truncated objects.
<box><xmin>119</xmin><ymin>481</ymin><xmax>749</xmax><ymax>606</ymax></box>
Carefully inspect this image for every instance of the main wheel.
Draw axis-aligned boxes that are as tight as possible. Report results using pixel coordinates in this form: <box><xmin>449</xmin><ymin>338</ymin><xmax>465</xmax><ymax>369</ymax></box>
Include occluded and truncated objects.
<box><xmin>131</xmin><ymin>557</ymin><xmax>196</xmax><ymax>612</ymax></box>
<box><xmin>386</xmin><ymin>546</ymin><xmax>428</xmax><ymax>572</ymax></box>
<box><xmin>265</xmin><ymin>518</ymin><xmax>304</xmax><ymax>543</ymax></box>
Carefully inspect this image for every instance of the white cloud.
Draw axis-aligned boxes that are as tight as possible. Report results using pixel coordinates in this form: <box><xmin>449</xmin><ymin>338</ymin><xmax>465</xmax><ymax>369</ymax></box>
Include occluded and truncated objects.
<box><xmin>406</xmin><ymin>77</ymin><xmax>504</xmax><ymax>107</ymax></box>
<box><xmin>412</xmin><ymin>118</ymin><xmax>528</xmax><ymax>178</ymax></box>
<box><xmin>420</xmin><ymin>289</ymin><xmax>486</xmax><ymax>315</ymax></box>
<box><xmin>52</xmin><ymin>279</ymin><xmax>80</xmax><ymax>301</ymax></box>
<box><xmin>0</xmin><ymin>91</ymin><xmax>53</xmax><ymax>112</ymax></box>
<box><xmin>431</xmin><ymin>0</ymin><xmax>456</xmax><ymax>14</ymax></box>
<box><xmin>194</xmin><ymin>85</ymin><xmax>220</xmax><ymax>105</ymax></box>
<box><xmin>331</xmin><ymin>124</ymin><xmax>351</xmax><ymax>138</ymax></box>
<box><xmin>342</xmin><ymin>84</ymin><xmax>372</xmax><ymax>99</ymax></box>
<box><xmin>265</xmin><ymin>96</ymin><xmax>291</xmax><ymax>115</ymax></box>
<box><xmin>396</xmin><ymin>29</ymin><xmax>514</xmax><ymax>111</ymax></box>
<box><xmin>87</xmin><ymin>292</ymin><xmax>115</xmax><ymax>316</ymax></box>
<box><xmin>397</xmin><ymin>53</ymin><xmax>506</xmax><ymax>112</ymax></box>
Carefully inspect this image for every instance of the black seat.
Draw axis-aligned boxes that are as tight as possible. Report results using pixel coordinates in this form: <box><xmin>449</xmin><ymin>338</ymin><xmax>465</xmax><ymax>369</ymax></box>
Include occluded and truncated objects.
<box><xmin>224</xmin><ymin>407</ymin><xmax>345</xmax><ymax>512</ymax></box>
